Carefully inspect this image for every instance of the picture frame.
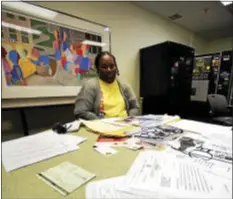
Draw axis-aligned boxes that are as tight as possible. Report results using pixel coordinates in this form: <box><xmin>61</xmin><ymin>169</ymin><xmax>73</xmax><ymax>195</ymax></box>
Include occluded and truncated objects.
<box><xmin>1</xmin><ymin>2</ymin><xmax>111</xmax><ymax>99</ymax></box>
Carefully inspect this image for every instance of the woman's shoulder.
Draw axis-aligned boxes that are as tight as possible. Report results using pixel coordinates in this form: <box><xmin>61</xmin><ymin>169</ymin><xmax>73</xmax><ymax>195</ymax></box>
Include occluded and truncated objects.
<box><xmin>82</xmin><ymin>77</ymin><xmax>99</xmax><ymax>89</ymax></box>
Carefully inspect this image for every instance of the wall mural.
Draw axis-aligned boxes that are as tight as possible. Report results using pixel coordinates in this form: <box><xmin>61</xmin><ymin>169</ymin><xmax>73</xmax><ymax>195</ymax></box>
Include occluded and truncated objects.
<box><xmin>1</xmin><ymin>11</ymin><xmax>103</xmax><ymax>87</ymax></box>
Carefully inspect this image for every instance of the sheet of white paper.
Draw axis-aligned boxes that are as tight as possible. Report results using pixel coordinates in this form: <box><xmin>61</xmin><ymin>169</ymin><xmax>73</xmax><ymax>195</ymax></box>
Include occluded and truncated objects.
<box><xmin>167</xmin><ymin>133</ymin><xmax>232</xmax><ymax>180</ymax></box>
<box><xmin>123</xmin><ymin>138</ymin><xmax>143</xmax><ymax>151</ymax></box>
<box><xmin>191</xmin><ymin>158</ymin><xmax>232</xmax><ymax>180</ymax></box>
<box><xmin>93</xmin><ymin>146</ymin><xmax>118</xmax><ymax>156</ymax></box>
<box><xmin>202</xmin><ymin>140</ymin><xmax>232</xmax><ymax>153</ymax></box>
<box><xmin>121</xmin><ymin>150</ymin><xmax>232</xmax><ymax>199</ymax></box>
<box><xmin>168</xmin><ymin>131</ymin><xmax>232</xmax><ymax>165</ymax></box>
<box><xmin>65</xmin><ymin>120</ymin><xmax>81</xmax><ymax>132</ymax></box>
<box><xmin>2</xmin><ymin>131</ymin><xmax>79</xmax><ymax>172</ymax></box>
<box><xmin>85</xmin><ymin>176</ymin><xmax>156</xmax><ymax>199</ymax></box>
<box><xmin>166</xmin><ymin>149</ymin><xmax>232</xmax><ymax>180</ymax></box>
<box><xmin>57</xmin><ymin>134</ymin><xmax>87</xmax><ymax>146</ymax></box>
<box><xmin>86</xmin><ymin>176</ymin><xmax>123</xmax><ymax>199</ymax></box>
<box><xmin>170</xmin><ymin>120</ymin><xmax>232</xmax><ymax>144</ymax></box>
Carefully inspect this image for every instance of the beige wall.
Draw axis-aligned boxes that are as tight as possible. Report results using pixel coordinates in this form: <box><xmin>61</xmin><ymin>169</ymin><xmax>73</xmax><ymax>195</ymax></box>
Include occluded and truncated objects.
<box><xmin>205</xmin><ymin>37</ymin><xmax>233</xmax><ymax>53</ymax></box>
<box><xmin>33</xmin><ymin>2</ymin><xmax>207</xmax><ymax>98</ymax></box>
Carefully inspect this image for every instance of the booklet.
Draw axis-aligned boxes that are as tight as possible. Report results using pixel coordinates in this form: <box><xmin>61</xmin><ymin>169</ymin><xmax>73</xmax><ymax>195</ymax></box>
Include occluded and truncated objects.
<box><xmin>37</xmin><ymin>162</ymin><xmax>95</xmax><ymax>195</ymax></box>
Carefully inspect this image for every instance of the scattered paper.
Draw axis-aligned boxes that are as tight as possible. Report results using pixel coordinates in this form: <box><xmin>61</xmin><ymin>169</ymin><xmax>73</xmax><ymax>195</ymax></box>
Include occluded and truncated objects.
<box><xmin>38</xmin><ymin>161</ymin><xmax>95</xmax><ymax>195</ymax></box>
<box><xmin>170</xmin><ymin>119</ymin><xmax>232</xmax><ymax>144</ymax></box>
<box><xmin>58</xmin><ymin>134</ymin><xmax>87</xmax><ymax>146</ymax></box>
<box><xmin>85</xmin><ymin>176</ymin><xmax>155</xmax><ymax>199</ymax></box>
<box><xmin>169</xmin><ymin>132</ymin><xmax>232</xmax><ymax>164</ymax></box>
<box><xmin>104</xmin><ymin>114</ymin><xmax>181</xmax><ymax>128</ymax></box>
<box><xmin>168</xmin><ymin>150</ymin><xmax>232</xmax><ymax>180</ymax></box>
<box><xmin>80</xmin><ymin>119</ymin><xmax>135</xmax><ymax>137</ymax></box>
<box><xmin>2</xmin><ymin>131</ymin><xmax>79</xmax><ymax>172</ymax></box>
<box><xmin>81</xmin><ymin>119</ymin><xmax>125</xmax><ymax>133</ymax></box>
<box><xmin>203</xmin><ymin>140</ymin><xmax>232</xmax><ymax>154</ymax></box>
<box><xmin>120</xmin><ymin>150</ymin><xmax>232</xmax><ymax>199</ymax></box>
<box><xmin>93</xmin><ymin>145</ymin><xmax>118</xmax><ymax>156</ymax></box>
<box><xmin>191</xmin><ymin>158</ymin><xmax>232</xmax><ymax>180</ymax></box>
<box><xmin>65</xmin><ymin>120</ymin><xmax>81</xmax><ymax>132</ymax></box>
<box><xmin>122</xmin><ymin>138</ymin><xmax>143</xmax><ymax>151</ymax></box>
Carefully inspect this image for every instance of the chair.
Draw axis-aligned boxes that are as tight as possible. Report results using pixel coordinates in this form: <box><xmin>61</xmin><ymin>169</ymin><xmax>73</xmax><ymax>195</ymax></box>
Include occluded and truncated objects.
<box><xmin>207</xmin><ymin>94</ymin><xmax>232</xmax><ymax>126</ymax></box>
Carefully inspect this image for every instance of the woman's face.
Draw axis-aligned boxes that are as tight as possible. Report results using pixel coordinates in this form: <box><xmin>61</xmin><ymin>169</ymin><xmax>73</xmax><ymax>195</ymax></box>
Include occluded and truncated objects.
<box><xmin>98</xmin><ymin>54</ymin><xmax>117</xmax><ymax>83</ymax></box>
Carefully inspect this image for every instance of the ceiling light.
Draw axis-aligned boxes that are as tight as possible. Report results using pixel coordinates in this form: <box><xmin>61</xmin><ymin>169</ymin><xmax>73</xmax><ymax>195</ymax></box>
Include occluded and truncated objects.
<box><xmin>82</xmin><ymin>40</ymin><xmax>107</xmax><ymax>47</ymax></box>
<box><xmin>2</xmin><ymin>1</ymin><xmax>58</xmax><ymax>19</ymax></box>
<box><xmin>104</xmin><ymin>27</ymin><xmax>110</xmax><ymax>32</ymax></box>
<box><xmin>220</xmin><ymin>0</ymin><xmax>233</xmax><ymax>6</ymax></box>
<box><xmin>2</xmin><ymin>21</ymin><xmax>42</xmax><ymax>35</ymax></box>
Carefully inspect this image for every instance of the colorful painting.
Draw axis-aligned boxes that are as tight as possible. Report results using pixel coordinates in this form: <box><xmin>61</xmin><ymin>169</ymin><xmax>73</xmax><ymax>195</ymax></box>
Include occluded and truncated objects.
<box><xmin>2</xmin><ymin>10</ymin><xmax>104</xmax><ymax>87</ymax></box>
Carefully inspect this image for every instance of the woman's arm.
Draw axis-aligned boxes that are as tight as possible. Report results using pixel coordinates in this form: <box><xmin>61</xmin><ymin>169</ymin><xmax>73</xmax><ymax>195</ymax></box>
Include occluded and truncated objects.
<box><xmin>74</xmin><ymin>81</ymin><xmax>99</xmax><ymax>120</ymax></box>
<box><xmin>124</xmin><ymin>84</ymin><xmax>141</xmax><ymax>116</ymax></box>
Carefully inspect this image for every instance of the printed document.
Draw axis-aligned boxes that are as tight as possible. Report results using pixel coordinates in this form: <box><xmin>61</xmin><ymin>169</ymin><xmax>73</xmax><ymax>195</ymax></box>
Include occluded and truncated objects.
<box><xmin>85</xmin><ymin>176</ymin><xmax>157</xmax><ymax>199</ymax></box>
<box><xmin>169</xmin><ymin>132</ymin><xmax>232</xmax><ymax>165</ymax></box>
<box><xmin>2</xmin><ymin>131</ymin><xmax>79</xmax><ymax>172</ymax></box>
<box><xmin>121</xmin><ymin>150</ymin><xmax>232</xmax><ymax>199</ymax></box>
<box><xmin>170</xmin><ymin>119</ymin><xmax>232</xmax><ymax>144</ymax></box>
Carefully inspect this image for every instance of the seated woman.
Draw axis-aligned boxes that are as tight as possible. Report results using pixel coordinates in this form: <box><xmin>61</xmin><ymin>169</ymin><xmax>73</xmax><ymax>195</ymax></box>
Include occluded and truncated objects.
<box><xmin>74</xmin><ymin>51</ymin><xmax>140</xmax><ymax>120</ymax></box>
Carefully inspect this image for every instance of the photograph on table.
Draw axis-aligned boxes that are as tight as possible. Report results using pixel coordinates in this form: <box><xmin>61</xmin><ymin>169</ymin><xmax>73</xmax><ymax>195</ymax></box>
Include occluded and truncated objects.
<box><xmin>1</xmin><ymin>1</ymin><xmax>110</xmax><ymax>99</ymax></box>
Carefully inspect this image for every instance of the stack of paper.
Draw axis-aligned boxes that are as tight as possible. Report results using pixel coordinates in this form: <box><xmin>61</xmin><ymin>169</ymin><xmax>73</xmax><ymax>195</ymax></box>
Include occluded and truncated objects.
<box><xmin>103</xmin><ymin>114</ymin><xmax>181</xmax><ymax>128</ymax></box>
<box><xmin>80</xmin><ymin>115</ymin><xmax>180</xmax><ymax>138</ymax></box>
<box><xmin>86</xmin><ymin>150</ymin><xmax>232</xmax><ymax>199</ymax></box>
<box><xmin>86</xmin><ymin>176</ymin><xmax>156</xmax><ymax>199</ymax></box>
<box><xmin>80</xmin><ymin>119</ymin><xmax>136</xmax><ymax>137</ymax></box>
<box><xmin>2</xmin><ymin>131</ymin><xmax>87</xmax><ymax>172</ymax></box>
<box><xmin>38</xmin><ymin>161</ymin><xmax>95</xmax><ymax>195</ymax></box>
<box><xmin>170</xmin><ymin>119</ymin><xmax>232</xmax><ymax>145</ymax></box>
<box><xmin>120</xmin><ymin>150</ymin><xmax>232</xmax><ymax>199</ymax></box>
<box><xmin>169</xmin><ymin>132</ymin><xmax>232</xmax><ymax>164</ymax></box>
